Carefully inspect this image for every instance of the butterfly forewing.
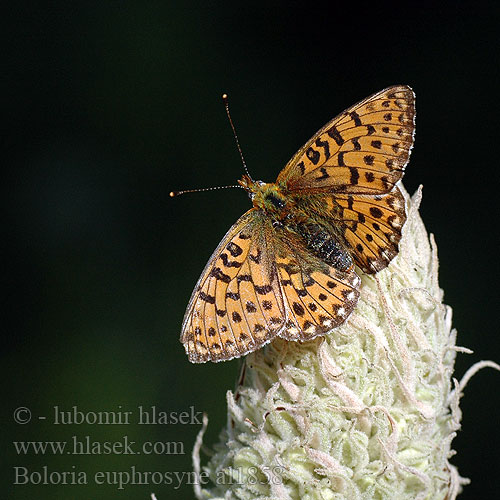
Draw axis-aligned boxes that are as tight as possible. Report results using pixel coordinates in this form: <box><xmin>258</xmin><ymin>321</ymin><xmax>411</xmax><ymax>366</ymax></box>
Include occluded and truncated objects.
<box><xmin>277</xmin><ymin>85</ymin><xmax>415</xmax><ymax>195</ymax></box>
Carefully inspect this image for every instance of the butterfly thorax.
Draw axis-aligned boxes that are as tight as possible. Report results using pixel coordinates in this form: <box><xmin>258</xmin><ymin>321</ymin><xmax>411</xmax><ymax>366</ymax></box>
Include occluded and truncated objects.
<box><xmin>238</xmin><ymin>175</ymin><xmax>290</xmax><ymax>216</ymax></box>
<box><xmin>238</xmin><ymin>175</ymin><xmax>353</xmax><ymax>272</ymax></box>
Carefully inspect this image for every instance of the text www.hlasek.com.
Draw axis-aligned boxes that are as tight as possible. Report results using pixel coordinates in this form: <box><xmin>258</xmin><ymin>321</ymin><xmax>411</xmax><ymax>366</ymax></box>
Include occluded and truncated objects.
<box><xmin>13</xmin><ymin>435</ymin><xmax>183</xmax><ymax>456</ymax></box>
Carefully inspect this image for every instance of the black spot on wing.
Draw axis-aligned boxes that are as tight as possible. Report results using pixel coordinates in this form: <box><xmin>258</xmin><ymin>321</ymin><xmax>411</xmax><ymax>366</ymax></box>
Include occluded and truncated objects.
<box><xmin>303</xmin><ymin>320</ymin><xmax>313</xmax><ymax>330</ymax></box>
<box><xmin>304</xmin><ymin>277</ymin><xmax>315</xmax><ymax>287</ymax></box>
<box><xmin>315</xmin><ymin>167</ymin><xmax>329</xmax><ymax>182</ymax></box>
<box><xmin>249</xmin><ymin>249</ymin><xmax>261</xmax><ymax>264</ymax></box>
<box><xmin>365</xmin><ymin>172</ymin><xmax>375</xmax><ymax>183</ymax></box>
<box><xmin>363</xmin><ymin>155</ymin><xmax>375</xmax><ymax>166</ymax></box>
<box><xmin>306</xmin><ymin>147</ymin><xmax>320</xmax><ymax>165</ymax></box>
<box><xmin>199</xmin><ymin>291</ymin><xmax>215</xmax><ymax>304</ymax></box>
<box><xmin>370</xmin><ymin>207</ymin><xmax>383</xmax><ymax>218</ymax></box>
<box><xmin>349</xmin><ymin>167</ymin><xmax>359</xmax><ymax>185</ymax></box>
<box><xmin>327</xmin><ymin>126</ymin><xmax>344</xmax><ymax>146</ymax></box>
<box><xmin>338</xmin><ymin>152</ymin><xmax>345</xmax><ymax>166</ymax></box>
<box><xmin>315</xmin><ymin>137</ymin><xmax>330</xmax><ymax>159</ymax></box>
<box><xmin>245</xmin><ymin>301</ymin><xmax>257</xmax><ymax>313</ymax></box>
<box><xmin>220</xmin><ymin>253</ymin><xmax>242</xmax><ymax>268</ymax></box>
<box><xmin>254</xmin><ymin>284</ymin><xmax>273</xmax><ymax>295</ymax></box>
<box><xmin>209</xmin><ymin>267</ymin><xmax>231</xmax><ymax>283</ymax></box>
<box><xmin>227</xmin><ymin>242</ymin><xmax>243</xmax><ymax>257</ymax></box>
<box><xmin>237</xmin><ymin>274</ymin><xmax>252</xmax><ymax>282</ymax></box>
<box><xmin>351</xmin><ymin>137</ymin><xmax>361</xmax><ymax>151</ymax></box>
<box><xmin>292</xmin><ymin>302</ymin><xmax>305</xmax><ymax>316</ymax></box>
<box><xmin>349</xmin><ymin>111</ymin><xmax>362</xmax><ymax>126</ymax></box>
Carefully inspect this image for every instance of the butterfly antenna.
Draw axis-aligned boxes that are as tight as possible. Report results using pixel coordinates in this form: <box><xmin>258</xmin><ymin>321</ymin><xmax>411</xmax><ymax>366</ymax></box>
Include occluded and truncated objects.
<box><xmin>222</xmin><ymin>93</ymin><xmax>252</xmax><ymax>180</ymax></box>
<box><xmin>170</xmin><ymin>94</ymin><xmax>251</xmax><ymax>198</ymax></box>
<box><xmin>170</xmin><ymin>185</ymin><xmax>243</xmax><ymax>197</ymax></box>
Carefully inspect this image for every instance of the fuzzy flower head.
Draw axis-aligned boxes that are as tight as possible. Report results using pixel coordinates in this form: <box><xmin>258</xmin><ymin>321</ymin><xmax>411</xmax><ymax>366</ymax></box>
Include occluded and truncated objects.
<box><xmin>193</xmin><ymin>187</ymin><xmax>491</xmax><ymax>500</ymax></box>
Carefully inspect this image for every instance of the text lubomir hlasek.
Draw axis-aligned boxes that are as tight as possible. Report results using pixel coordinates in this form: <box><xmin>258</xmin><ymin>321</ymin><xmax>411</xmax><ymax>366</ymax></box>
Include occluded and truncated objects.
<box><xmin>52</xmin><ymin>405</ymin><xmax>203</xmax><ymax>425</ymax></box>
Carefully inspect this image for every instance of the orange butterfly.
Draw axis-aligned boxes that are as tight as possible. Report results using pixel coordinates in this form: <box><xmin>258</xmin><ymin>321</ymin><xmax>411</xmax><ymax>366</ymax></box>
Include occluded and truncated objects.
<box><xmin>177</xmin><ymin>85</ymin><xmax>415</xmax><ymax>363</ymax></box>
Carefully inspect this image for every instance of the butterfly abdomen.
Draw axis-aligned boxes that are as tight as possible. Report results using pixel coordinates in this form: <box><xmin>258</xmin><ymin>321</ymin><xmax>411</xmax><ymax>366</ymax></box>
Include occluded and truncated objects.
<box><xmin>294</xmin><ymin>222</ymin><xmax>353</xmax><ymax>271</ymax></box>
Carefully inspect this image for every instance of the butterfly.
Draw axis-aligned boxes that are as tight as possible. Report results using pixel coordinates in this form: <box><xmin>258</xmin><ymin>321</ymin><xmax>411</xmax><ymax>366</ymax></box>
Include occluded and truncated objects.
<box><xmin>178</xmin><ymin>85</ymin><xmax>415</xmax><ymax>363</ymax></box>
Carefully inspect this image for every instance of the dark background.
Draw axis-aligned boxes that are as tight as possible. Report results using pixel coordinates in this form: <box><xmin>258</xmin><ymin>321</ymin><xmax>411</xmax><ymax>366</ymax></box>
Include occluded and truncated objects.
<box><xmin>4</xmin><ymin>1</ymin><xmax>500</xmax><ymax>498</ymax></box>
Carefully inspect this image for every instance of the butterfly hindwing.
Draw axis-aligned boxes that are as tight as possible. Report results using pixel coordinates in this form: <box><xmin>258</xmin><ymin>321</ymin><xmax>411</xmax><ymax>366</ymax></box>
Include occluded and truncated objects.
<box><xmin>274</xmin><ymin>247</ymin><xmax>360</xmax><ymax>341</ymax></box>
<box><xmin>277</xmin><ymin>85</ymin><xmax>415</xmax><ymax>195</ymax></box>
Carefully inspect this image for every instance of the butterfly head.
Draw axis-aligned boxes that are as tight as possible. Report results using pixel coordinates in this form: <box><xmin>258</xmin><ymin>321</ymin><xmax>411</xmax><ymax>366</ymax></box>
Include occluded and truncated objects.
<box><xmin>238</xmin><ymin>174</ymin><xmax>288</xmax><ymax>213</ymax></box>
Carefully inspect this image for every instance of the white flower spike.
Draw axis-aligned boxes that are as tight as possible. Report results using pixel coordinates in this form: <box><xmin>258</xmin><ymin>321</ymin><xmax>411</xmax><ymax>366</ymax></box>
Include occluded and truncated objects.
<box><xmin>194</xmin><ymin>187</ymin><xmax>499</xmax><ymax>500</ymax></box>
